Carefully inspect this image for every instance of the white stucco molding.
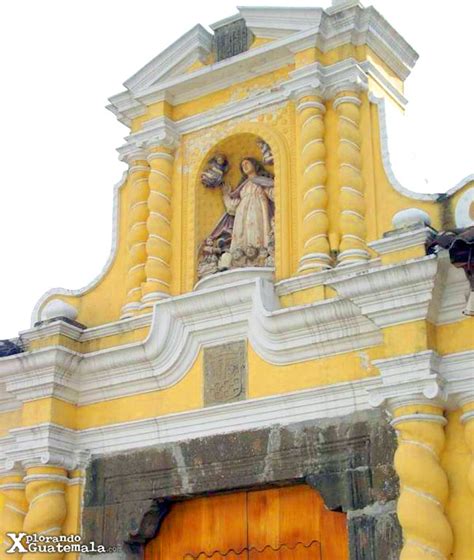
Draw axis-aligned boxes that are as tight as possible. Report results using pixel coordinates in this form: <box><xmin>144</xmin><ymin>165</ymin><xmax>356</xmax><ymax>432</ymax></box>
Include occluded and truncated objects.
<box><xmin>2</xmin><ymin>346</ymin><xmax>81</xmax><ymax>404</ymax></box>
<box><xmin>118</xmin><ymin>58</ymin><xmax>389</xmax><ymax>156</ymax></box>
<box><xmin>440</xmin><ymin>350</ymin><xmax>474</xmax><ymax>409</ymax></box>
<box><xmin>108</xmin><ymin>4</ymin><xmax>417</xmax><ymax>125</ymax></box>
<box><xmin>119</xmin><ymin>25</ymin><xmax>213</xmax><ymax>97</ymax></box>
<box><xmin>2</xmin><ymin>277</ymin><xmax>381</xmax><ymax>406</ymax></box>
<box><xmin>0</xmin><ymin>423</ymin><xmax>89</xmax><ymax>471</ymax></box>
<box><xmin>0</xmin><ymin>376</ymin><xmax>380</xmax><ymax>463</ymax></box>
<box><xmin>369</xmin><ymin>351</ymin><xmax>445</xmax><ymax>411</ymax></box>
<box><xmin>1</xmin><ymin>350</ymin><xmax>471</xmax><ymax>465</ymax></box>
<box><xmin>368</xmin><ymin>350</ymin><xmax>474</xmax><ymax>414</ymax></box>
<box><xmin>21</xmin><ymin>312</ymin><xmax>152</xmax><ymax>344</ymax></box>
<box><xmin>327</xmin><ymin>255</ymin><xmax>439</xmax><ymax>327</ymax></box>
<box><xmin>30</xmin><ymin>171</ymin><xmax>128</xmax><ymax>327</ymax></box>
<box><xmin>4</xmin><ymin>255</ymin><xmax>447</xmax><ymax>408</ymax></box>
<box><xmin>237</xmin><ymin>6</ymin><xmax>323</xmax><ymax>39</ymax></box>
<box><xmin>368</xmin><ymin>226</ymin><xmax>434</xmax><ymax>256</ymax></box>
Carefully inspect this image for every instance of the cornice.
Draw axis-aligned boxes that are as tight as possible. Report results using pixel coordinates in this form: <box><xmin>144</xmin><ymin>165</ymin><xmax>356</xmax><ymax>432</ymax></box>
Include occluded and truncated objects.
<box><xmin>0</xmin><ymin>377</ymin><xmax>380</xmax><ymax>462</ymax></box>
<box><xmin>237</xmin><ymin>6</ymin><xmax>323</xmax><ymax>38</ymax></box>
<box><xmin>0</xmin><ymin>423</ymin><xmax>89</xmax><ymax>471</ymax></box>
<box><xmin>7</xmin><ymin>255</ymin><xmax>457</xmax><ymax>407</ymax></box>
<box><xmin>440</xmin><ymin>350</ymin><xmax>474</xmax><ymax>409</ymax></box>
<box><xmin>1</xmin><ymin>350</ymin><xmax>471</xmax><ymax>464</ymax></box>
<box><xmin>78</xmin><ymin>376</ymin><xmax>379</xmax><ymax>455</ymax></box>
<box><xmin>425</xmin><ymin>250</ymin><xmax>471</xmax><ymax>326</ymax></box>
<box><xmin>327</xmin><ymin>255</ymin><xmax>439</xmax><ymax>327</ymax></box>
<box><xmin>123</xmin><ymin>25</ymin><xmax>213</xmax><ymax>93</ymax></box>
<box><xmin>1</xmin><ymin>346</ymin><xmax>81</xmax><ymax>403</ymax></box>
<box><xmin>3</xmin><ymin>276</ymin><xmax>381</xmax><ymax>406</ymax></box>
<box><xmin>5</xmin><ymin>253</ymin><xmax>452</xmax><ymax>409</ymax></box>
<box><xmin>368</xmin><ymin>226</ymin><xmax>435</xmax><ymax>255</ymax></box>
<box><xmin>369</xmin><ymin>350</ymin><xmax>445</xmax><ymax>411</ymax></box>
<box><xmin>369</xmin><ymin>349</ymin><xmax>474</xmax><ymax>413</ymax></box>
<box><xmin>275</xmin><ymin>258</ymin><xmax>380</xmax><ymax>296</ymax></box>
<box><xmin>108</xmin><ymin>5</ymin><xmax>417</xmax><ymax>126</ymax></box>
<box><xmin>21</xmin><ymin>312</ymin><xmax>152</xmax><ymax>344</ymax></box>
<box><xmin>249</xmin><ymin>281</ymin><xmax>381</xmax><ymax>364</ymax></box>
<box><xmin>118</xmin><ymin>58</ymin><xmax>396</xmax><ymax>155</ymax></box>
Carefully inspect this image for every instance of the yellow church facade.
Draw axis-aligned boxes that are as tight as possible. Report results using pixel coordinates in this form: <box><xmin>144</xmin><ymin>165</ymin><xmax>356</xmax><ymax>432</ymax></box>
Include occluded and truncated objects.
<box><xmin>0</xmin><ymin>1</ymin><xmax>473</xmax><ymax>559</ymax></box>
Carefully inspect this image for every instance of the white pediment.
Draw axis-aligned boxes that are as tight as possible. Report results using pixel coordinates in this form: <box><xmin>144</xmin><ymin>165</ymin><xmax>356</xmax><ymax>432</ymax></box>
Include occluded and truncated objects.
<box><xmin>108</xmin><ymin>4</ymin><xmax>418</xmax><ymax>127</ymax></box>
<box><xmin>123</xmin><ymin>24</ymin><xmax>213</xmax><ymax>94</ymax></box>
<box><xmin>236</xmin><ymin>6</ymin><xmax>323</xmax><ymax>39</ymax></box>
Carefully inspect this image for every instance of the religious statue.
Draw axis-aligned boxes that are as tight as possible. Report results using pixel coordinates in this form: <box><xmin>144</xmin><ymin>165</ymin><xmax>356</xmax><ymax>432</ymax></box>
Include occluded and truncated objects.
<box><xmin>198</xmin><ymin>143</ymin><xmax>275</xmax><ymax>279</ymax></box>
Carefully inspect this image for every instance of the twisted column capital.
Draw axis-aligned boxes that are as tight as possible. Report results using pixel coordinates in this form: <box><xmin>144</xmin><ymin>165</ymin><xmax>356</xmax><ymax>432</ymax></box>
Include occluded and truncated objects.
<box><xmin>368</xmin><ymin>351</ymin><xmax>446</xmax><ymax>412</ymax></box>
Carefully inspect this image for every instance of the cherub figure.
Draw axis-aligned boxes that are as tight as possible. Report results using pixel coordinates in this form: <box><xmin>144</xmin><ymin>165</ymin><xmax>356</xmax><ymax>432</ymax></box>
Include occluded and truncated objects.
<box><xmin>257</xmin><ymin>139</ymin><xmax>274</xmax><ymax>165</ymax></box>
<box><xmin>245</xmin><ymin>245</ymin><xmax>258</xmax><ymax>264</ymax></box>
<box><xmin>198</xmin><ymin>237</ymin><xmax>223</xmax><ymax>278</ymax></box>
<box><xmin>201</xmin><ymin>154</ymin><xmax>230</xmax><ymax>188</ymax></box>
<box><xmin>256</xmin><ymin>247</ymin><xmax>269</xmax><ymax>267</ymax></box>
<box><xmin>231</xmin><ymin>247</ymin><xmax>246</xmax><ymax>268</ymax></box>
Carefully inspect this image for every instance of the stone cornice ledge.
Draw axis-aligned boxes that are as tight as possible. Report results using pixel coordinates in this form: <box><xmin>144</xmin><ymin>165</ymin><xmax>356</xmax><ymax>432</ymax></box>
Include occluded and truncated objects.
<box><xmin>1</xmin><ymin>256</ymin><xmax>444</xmax><ymax>406</ymax></box>
<box><xmin>0</xmin><ymin>423</ymin><xmax>89</xmax><ymax>471</ymax></box>
<box><xmin>0</xmin><ymin>278</ymin><xmax>381</xmax><ymax>406</ymax></box>
<box><xmin>118</xmin><ymin>57</ymin><xmax>406</xmax><ymax>157</ymax></box>
<box><xmin>0</xmin><ymin>376</ymin><xmax>380</xmax><ymax>463</ymax></box>
<box><xmin>109</xmin><ymin>2</ymin><xmax>417</xmax><ymax>126</ymax></box>
<box><xmin>21</xmin><ymin>312</ymin><xmax>152</xmax><ymax>344</ymax></box>
<box><xmin>327</xmin><ymin>255</ymin><xmax>439</xmax><ymax>327</ymax></box>
<box><xmin>368</xmin><ymin>350</ymin><xmax>474</xmax><ymax>413</ymax></box>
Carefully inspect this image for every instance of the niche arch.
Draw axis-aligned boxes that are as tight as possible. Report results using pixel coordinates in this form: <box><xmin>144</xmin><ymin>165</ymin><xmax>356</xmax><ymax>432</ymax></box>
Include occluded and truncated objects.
<box><xmin>192</xmin><ymin>122</ymin><xmax>293</xmax><ymax>286</ymax></box>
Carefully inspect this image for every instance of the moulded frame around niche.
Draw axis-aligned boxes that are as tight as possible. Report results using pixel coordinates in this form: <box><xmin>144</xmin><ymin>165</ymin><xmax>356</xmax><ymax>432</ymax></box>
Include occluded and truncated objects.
<box><xmin>194</xmin><ymin>266</ymin><xmax>275</xmax><ymax>290</ymax></box>
<box><xmin>191</xmin><ymin>122</ymin><xmax>293</xmax><ymax>291</ymax></box>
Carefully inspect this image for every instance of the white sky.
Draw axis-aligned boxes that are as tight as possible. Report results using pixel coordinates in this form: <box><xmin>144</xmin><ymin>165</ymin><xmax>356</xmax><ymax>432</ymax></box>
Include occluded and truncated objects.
<box><xmin>0</xmin><ymin>0</ymin><xmax>473</xmax><ymax>339</ymax></box>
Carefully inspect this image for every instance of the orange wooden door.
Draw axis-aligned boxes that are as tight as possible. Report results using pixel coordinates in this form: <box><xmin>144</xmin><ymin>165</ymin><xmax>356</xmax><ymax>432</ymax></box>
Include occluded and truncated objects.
<box><xmin>144</xmin><ymin>485</ymin><xmax>348</xmax><ymax>560</ymax></box>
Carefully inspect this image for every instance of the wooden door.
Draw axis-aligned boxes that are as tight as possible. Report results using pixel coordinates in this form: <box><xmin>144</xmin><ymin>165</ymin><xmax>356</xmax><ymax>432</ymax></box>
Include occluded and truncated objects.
<box><xmin>144</xmin><ymin>485</ymin><xmax>348</xmax><ymax>560</ymax></box>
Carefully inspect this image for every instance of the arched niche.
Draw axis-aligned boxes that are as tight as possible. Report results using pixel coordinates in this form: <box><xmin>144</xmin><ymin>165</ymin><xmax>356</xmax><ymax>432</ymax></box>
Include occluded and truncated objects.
<box><xmin>192</xmin><ymin>123</ymin><xmax>292</xmax><ymax>287</ymax></box>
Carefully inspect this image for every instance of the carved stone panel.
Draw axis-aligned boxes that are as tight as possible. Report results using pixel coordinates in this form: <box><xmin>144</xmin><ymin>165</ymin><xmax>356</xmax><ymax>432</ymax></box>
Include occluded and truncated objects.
<box><xmin>204</xmin><ymin>341</ymin><xmax>247</xmax><ymax>406</ymax></box>
<box><xmin>214</xmin><ymin>18</ymin><xmax>253</xmax><ymax>62</ymax></box>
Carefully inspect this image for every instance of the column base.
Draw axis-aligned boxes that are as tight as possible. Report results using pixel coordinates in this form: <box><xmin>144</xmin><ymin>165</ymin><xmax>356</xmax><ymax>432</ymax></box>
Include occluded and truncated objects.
<box><xmin>337</xmin><ymin>249</ymin><xmax>370</xmax><ymax>266</ymax></box>
<box><xmin>141</xmin><ymin>291</ymin><xmax>170</xmax><ymax>310</ymax></box>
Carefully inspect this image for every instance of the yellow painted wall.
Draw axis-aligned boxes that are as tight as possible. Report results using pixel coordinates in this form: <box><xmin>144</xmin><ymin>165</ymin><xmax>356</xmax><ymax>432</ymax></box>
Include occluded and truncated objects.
<box><xmin>442</xmin><ymin>411</ymin><xmax>474</xmax><ymax>559</ymax></box>
<box><xmin>35</xmin><ymin>40</ymin><xmax>471</xmax><ymax>328</ymax></box>
<box><xmin>0</xmin><ymin>408</ymin><xmax>21</xmax><ymax>437</ymax></box>
<box><xmin>8</xmin><ymin>25</ymin><xmax>473</xmax><ymax>555</ymax></box>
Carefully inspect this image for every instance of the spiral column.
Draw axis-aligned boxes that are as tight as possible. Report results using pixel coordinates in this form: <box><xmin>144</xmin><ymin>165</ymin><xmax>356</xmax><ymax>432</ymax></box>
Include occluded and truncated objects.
<box><xmin>296</xmin><ymin>92</ymin><xmax>331</xmax><ymax>273</ymax></box>
<box><xmin>120</xmin><ymin>150</ymin><xmax>150</xmax><ymax>319</ymax></box>
<box><xmin>23</xmin><ymin>466</ymin><xmax>68</xmax><ymax>560</ymax></box>
<box><xmin>333</xmin><ymin>91</ymin><xmax>370</xmax><ymax>265</ymax></box>
<box><xmin>141</xmin><ymin>144</ymin><xmax>176</xmax><ymax>309</ymax></box>
<box><xmin>0</xmin><ymin>470</ymin><xmax>27</xmax><ymax>560</ymax></box>
<box><xmin>461</xmin><ymin>401</ymin><xmax>474</xmax><ymax>496</ymax></box>
<box><xmin>392</xmin><ymin>406</ymin><xmax>453</xmax><ymax>560</ymax></box>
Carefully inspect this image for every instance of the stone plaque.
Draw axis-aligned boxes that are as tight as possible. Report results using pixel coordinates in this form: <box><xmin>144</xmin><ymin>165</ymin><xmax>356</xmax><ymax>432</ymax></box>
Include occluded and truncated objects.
<box><xmin>204</xmin><ymin>341</ymin><xmax>247</xmax><ymax>406</ymax></box>
<box><xmin>215</xmin><ymin>19</ymin><xmax>253</xmax><ymax>62</ymax></box>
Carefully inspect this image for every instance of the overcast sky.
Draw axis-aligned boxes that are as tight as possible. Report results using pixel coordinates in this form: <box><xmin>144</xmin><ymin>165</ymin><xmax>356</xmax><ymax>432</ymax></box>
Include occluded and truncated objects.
<box><xmin>0</xmin><ymin>0</ymin><xmax>472</xmax><ymax>339</ymax></box>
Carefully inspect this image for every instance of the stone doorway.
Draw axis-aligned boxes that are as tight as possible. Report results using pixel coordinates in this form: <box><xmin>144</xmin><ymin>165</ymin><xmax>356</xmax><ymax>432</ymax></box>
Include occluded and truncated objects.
<box><xmin>144</xmin><ymin>484</ymin><xmax>348</xmax><ymax>559</ymax></box>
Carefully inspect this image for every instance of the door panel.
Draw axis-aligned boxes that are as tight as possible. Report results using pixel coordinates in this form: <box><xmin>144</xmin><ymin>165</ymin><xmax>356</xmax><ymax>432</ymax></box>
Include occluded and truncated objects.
<box><xmin>185</xmin><ymin>552</ymin><xmax>248</xmax><ymax>559</ymax></box>
<box><xmin>150</xmin><ymin>492</ymin><xmax>247</xmax><ymax>559</ymax></box>
<box><xmin>247</xmin><ymin>486</ymin><xmax>323</xmax><ymax>550</ymax></box>
<box><xmin>144</xmin><ymin>485</ymin><xmax>347</xmax><ymax>560</ymax></box>
<box><xmin>248</xmin><ymin>542</ymin><xmax>321</xmax><ymax>559</ymax></box>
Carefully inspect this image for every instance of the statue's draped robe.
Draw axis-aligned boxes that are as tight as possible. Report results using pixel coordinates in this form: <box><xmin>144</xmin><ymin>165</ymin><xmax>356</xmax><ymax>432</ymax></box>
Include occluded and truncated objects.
<box><xmin>209</xmin><ymin>175</ymin><xmax>274</xmax><ymax>251</ymax></box>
